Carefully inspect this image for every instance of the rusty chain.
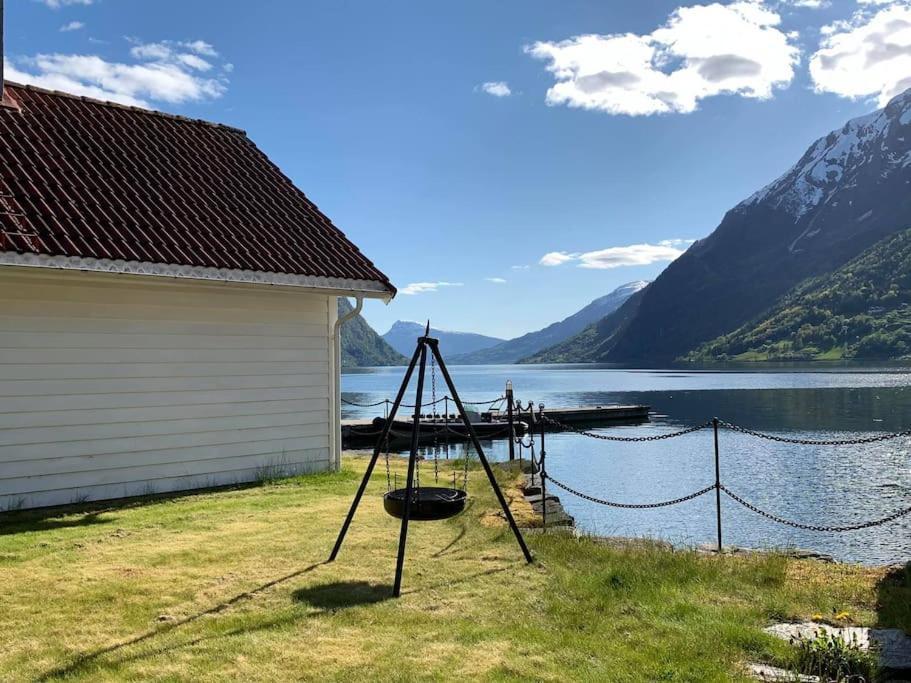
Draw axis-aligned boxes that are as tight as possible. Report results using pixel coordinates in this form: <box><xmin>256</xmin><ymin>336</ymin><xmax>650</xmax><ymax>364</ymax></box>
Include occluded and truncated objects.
<box><xmin>717</xmin><ymin>420</ymin><xmax>911</xmax><ymax>446</ymax></box>
<box><xmin>540</xmin><ymin>414</ymin><xmax>713</xmax><ymax>441</ymax></box>
<box><xmin>719</xmin><ymin>485</ymin><xmax>911</xmax><ymax>532</ymax></box>
<box><xmin>546</xmin><ymin>474</ymin><xmax>716</xmax><ymax>509</ymax></box>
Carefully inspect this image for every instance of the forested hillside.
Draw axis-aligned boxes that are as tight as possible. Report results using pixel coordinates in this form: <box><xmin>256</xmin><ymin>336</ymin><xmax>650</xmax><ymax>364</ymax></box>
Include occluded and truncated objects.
<box><xmin>339</xmin><ymin>298</ymin><xmax>406</xmax><ymax>368</ymax></box>
<box><xmin>688</xmin><ymin>228</ymin><xmax>911</xmax><ymax>361</ymax></box>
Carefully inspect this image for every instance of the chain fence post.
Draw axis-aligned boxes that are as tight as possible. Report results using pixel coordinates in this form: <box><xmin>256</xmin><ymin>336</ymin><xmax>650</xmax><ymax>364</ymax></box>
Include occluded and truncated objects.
<box><xmin>540</xmin><ymin>403</ymin><xmax>547</xmax><ymax>531</ymax></box>
<box><xmin>713</xmin><ymin>417</ymin><xmax>722</xmax><ymax>554</ymax></box>
<box><xmin>506</xmin><ymin>380</ymin><xmax>515</xmax><ymax>461</ymax></box>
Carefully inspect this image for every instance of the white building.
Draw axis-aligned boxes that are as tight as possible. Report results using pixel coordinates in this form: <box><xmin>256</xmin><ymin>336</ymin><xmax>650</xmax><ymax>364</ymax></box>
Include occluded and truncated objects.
<box><xmin>0</xmin><ymin>82</ymin><xmax>395</xmax><ymax>510</ymax></box>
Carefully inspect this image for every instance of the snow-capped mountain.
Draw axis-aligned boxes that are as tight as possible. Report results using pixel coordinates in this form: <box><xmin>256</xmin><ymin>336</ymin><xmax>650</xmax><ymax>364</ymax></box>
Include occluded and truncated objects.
<box><xmin>739</xmin><ymin>88</ymin><xmax>911</xmax><ymax>252</ymax></box>
<box><xmin>580</xmin><ymin>88</ymin><xmax>911</xmax><ymax>364</ymax></box>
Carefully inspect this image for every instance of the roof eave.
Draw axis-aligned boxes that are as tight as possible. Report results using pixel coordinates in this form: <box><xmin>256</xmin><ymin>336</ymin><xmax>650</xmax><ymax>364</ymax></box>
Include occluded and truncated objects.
<box><xmin>0</xmin><ymin>251</ymin><xmax>396</xmax><ymax>301</ymax></box>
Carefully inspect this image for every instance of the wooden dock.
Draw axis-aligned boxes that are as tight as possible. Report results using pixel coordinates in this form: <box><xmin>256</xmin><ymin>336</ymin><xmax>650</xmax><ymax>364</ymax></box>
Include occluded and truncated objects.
<box><xmin>341</xmin><ymin>404</ymin><xmax>650</xmax><ymax>449</ymax></box>
<box><xmin>482</xmin><ymin>404</ymin><xmax>650</xmax><ymax>427</ymax></box>
<box><xmin>341</xmin><ymin>417</ymin><xmax>526</xmax><ymax>449</ymax></box>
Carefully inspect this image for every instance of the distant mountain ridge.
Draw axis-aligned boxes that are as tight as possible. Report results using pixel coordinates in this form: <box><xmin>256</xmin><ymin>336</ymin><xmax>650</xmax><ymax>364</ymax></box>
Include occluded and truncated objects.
<box><xmin>339</xmin><ymin>299</ymin><xmax>406</xmax><ymax>368</ymax></box>
<box><xmin>541</xmin><ymin>87</ymin><xmax>911</xmax><ymax>364</ymax></box>
<box><xmin>451</xmin><ymin>281</ymin><xmax>648</xmax><ymax>364</ymax></box>
<box><xmin>382</xmin><ymin>321</ymin><xmax>505</xmax><ymax>357</ymax></box>
<box><xmin>687</xmin><ymin>227</ymin><xmax>911</xmax><ymax>361</ymax></box>
<box><xmin>520</xmin><ymin>288</ymin><xmax>646</xmax><ymax>364</ymax></box>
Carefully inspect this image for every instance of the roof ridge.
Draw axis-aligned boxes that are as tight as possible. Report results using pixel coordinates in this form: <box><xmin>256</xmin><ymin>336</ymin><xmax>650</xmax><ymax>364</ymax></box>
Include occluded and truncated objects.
<box><xmin>3</xmin><ymin>81</ymin><xmax>247</xmax><ymax>135</ymax></box>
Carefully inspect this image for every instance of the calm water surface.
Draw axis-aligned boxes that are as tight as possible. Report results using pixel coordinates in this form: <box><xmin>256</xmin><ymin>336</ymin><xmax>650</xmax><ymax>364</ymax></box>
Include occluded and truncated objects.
<box><xmin>341</xmin><ymin>363</ymin><xmax>911</xmax><ymax>565</ymax></box>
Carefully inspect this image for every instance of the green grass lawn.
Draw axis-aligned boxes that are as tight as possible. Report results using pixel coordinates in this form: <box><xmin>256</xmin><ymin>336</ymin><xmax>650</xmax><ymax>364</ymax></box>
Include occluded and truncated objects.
<box><xmin>0</xmin><ymin>455</ymin><xmax>907</xmax><ymax>681</ymax></box>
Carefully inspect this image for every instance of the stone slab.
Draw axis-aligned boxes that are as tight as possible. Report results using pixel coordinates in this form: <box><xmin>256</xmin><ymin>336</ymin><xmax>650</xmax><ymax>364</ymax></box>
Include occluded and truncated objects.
<box><xmin>748</xmin><ymin>663</ymin><xmax>818</xmax><ymax>682</ymax></box>
<box><xmin>765</xmin><ymin>622</ymin><xmax>911</xmax><ymax>671</ymax></box>
<box><xmin>696</xmin><ymin>544</ymin><xmax>836</xmax><ymax>563</ymax></box>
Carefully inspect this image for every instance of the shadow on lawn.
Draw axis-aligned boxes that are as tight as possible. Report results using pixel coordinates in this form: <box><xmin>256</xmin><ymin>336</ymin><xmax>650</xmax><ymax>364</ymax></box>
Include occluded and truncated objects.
<box><xmin>292</xmin><ymin>581</ymin><xmax>393</xmax><ymax>610</ymax></box>
<box><xmin>37</xmin><ymin>561</ymin><xmax>329</xmax><ymax>681</ymax></box>
<box><xmin>0</xmin><ymin>479</ymin><xmax>282</xmax><ymax>532</ymax></box>
<box><xmin>0</xmin><ymin>511</ymin><xmax>112</xmax><ymax>536</ymax></box>
<box><xmin>38</xmin><ymin>562</ymin><xmax>516</xmax><ymax>680</ymax></box>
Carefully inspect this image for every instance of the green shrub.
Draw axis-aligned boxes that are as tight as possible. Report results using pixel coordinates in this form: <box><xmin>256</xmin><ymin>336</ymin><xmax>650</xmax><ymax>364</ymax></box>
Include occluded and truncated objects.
<box><xmin>790</xmin><ymin>628</ymin><xmax>878</xmax><ymax>682</ymax></box>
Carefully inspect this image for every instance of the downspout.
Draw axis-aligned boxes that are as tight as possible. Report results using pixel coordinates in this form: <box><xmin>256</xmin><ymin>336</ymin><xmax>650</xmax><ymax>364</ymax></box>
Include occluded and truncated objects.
<box><xmin>332</xmin><ymin>295</ymin><xmax>363</xmax><ymax>470</ymax></box>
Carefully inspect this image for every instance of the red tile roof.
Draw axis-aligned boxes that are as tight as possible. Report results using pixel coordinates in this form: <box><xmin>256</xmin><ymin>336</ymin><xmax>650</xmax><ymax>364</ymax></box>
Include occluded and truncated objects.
<box><xmin>0</xmin><ymin>82</ymin><xmax>394</xmax><ymax>295</ymax></box>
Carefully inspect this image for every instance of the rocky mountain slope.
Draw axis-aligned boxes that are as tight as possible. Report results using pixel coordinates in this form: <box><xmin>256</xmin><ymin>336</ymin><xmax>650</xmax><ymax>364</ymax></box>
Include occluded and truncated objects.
<box><xmin>382</xmin><ymin>321</ymin><xmax>504</xmax><ymax>357</ymax></box>
<box><xmin>687</xmin><ymin>228</ymin><xmax>911</xmax><ymax>361</ymax></box>
<box><xmin>339</xmin><ymin>298</ymin><xmax>406</xmax><ymax>368</ymax></box>
<box><xmin>450</xmin><ymin>281</ymin><xmax>648</xmax><ymax>364</ymax></box>
<box><xmin>521</xmin><ymin>288</ymin><xmax>646</xmax><ymax>363</ymax></box>
<box><xmin>563</xmin><ymin>88</ymin><xmax>911</xmax><ymax>364</ymax></box>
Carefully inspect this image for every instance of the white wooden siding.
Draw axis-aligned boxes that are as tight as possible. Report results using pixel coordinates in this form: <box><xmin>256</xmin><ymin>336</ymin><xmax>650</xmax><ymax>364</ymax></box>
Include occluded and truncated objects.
<box><xmin>0</xmin><ymin>268</ymin><xmax>335</xmax><ymax>510</ymax></box>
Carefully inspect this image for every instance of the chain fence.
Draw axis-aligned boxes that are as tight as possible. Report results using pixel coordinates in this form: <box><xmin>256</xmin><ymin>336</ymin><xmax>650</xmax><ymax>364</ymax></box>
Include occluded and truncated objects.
<box><xmin>535</xmin><ymin>413</ymin><xmax>910</xmax><ymax>536</ymax></box>
<box><xmin>341</xmin><ymin>395</ymin><xmax>504</xmax><ymax>409</ymax></box>
<box><xmin>718</xmin><ymin>485</ymin><xmax>911</xmax><ymax>532</ymax></box>
<box><xmin>540</xmin><ymin>414</ymin><xmax>713</xmax><ymax>441</ymax></box>
<box><xmin>717</xmin><ymin>420</ymin><xmax>911</xmax><ymax>446</ymax></box>
<box><xmin>342</xmin><ymin>394</ymin><xmax>910</xmax><ymax>535</ymax></box>
<box><xmin>547</xmin><ymin>475</ymin><xmax>716</xmax><ymax>509</ymax></box>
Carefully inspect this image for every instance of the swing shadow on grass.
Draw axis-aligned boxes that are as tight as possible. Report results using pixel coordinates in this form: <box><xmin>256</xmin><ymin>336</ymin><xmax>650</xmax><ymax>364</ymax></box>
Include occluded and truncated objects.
<box><xmin>36</xmin><ymin>558</ymin><xmax>515</xmax><ymax>682</ymax></box>
<box><xmin>292</xmin><ymin>581</ymin><xmax>393</xmax><ymax>611</ymax></box>
<box><xmin>36</xmin><ymin>561</ymin><xmax>329</xmax><ymax>681</ymax></box>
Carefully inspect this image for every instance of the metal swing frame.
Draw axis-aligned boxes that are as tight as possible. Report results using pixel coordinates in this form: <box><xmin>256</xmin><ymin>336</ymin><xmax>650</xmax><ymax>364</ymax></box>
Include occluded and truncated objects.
<box><xmin>328</xmin><ymin>327</ymin><xmax>533</xmax><ymax>597</ymax></box>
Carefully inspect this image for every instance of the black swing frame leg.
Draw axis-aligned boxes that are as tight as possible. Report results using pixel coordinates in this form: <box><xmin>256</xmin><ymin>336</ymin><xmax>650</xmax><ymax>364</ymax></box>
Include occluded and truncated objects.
<box><xmin>429</xmin><ymin>341</ymin><xmax>534</xmax><ymax>564</ymax></box>
<box><xmin>328</xmin><ymin>343</ymin><xmax>423</xmax><ymax>562</ymax></box>
<box><xmin>392</xmin><ymin>344</ymin><xmax>428</xmax><ymax>597</ymax></box>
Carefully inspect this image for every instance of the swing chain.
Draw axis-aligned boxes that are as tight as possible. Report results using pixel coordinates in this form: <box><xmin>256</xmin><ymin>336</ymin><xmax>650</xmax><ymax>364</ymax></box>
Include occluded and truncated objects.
<box><xmin>384</xmin><ymin>434</ymin><xmax>392</xmax><ymax>491</ymax></box>
<box><xmin>431</xmin><ymin>352</ymin><xmax>440</xmax><ymax>484</ymax></box>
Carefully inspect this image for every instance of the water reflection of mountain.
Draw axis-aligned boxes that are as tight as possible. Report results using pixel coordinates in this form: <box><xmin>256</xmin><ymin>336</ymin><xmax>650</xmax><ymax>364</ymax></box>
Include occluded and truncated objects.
<box><xmin>577</xmin><ymin>387</ymin><xmax>911</xmax><ymax>433</ymax></box>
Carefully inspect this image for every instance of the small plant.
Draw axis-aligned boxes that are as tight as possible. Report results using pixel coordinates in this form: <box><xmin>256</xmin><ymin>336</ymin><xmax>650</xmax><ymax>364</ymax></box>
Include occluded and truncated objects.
<box><xmin>254</xmin><ymin>456</ymin><xmax>293</xmax><ymax>484</ymax></box>
<box><xmin>3</xmin><ymin>497</ymin><xmax>26</xmax><ymax>512</ymax></box>
<box><xmin>790</xmin><ymin>628</ymin><xmax>879</xmax><ymax>682</ymax></box>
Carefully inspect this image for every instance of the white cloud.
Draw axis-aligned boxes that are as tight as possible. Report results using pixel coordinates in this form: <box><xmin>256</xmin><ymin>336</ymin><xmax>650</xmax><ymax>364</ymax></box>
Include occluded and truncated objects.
<box><xmin>130</xmin><ymin>41</ymin><xmax>214</xmax><ymax>71</ymax></box>
<box><xmin>5</xmin><ymin>39</ymin><xmax>229</xmax><ymax>109</ymax></box>
<box><xmin>539</xmin><ymin>251</ymin><xmax>579</xmax><ymax>266</ymax></box>
<box><xmin>485</xmin><ymin>277</ymin><xmax>507</xmax><ymax>284</ymax></box>
<box><xmin>130</xmin><ymin>43</ymin><xmax>173</xmax><ymax>61</ymax></box>
<box><xmin>182</xmin><ymin>40</ymin><xmax>219</xmax><ymax>57</ymax></box>
<box><xmin>59</xmin><ymin>21</ymin><xmax>85</xmax><ymax>32</ymax></box>
<box><xmin>37</xmin><ymin>0</ymin><xmax>92</xmax><ymax>7</ymax></box>
<box><xmin>781</xmin><ymin>0</ymin><xmax>829</xmax><ymax>8</ymax></box>
<box><xmin>540</xmin><ymin>240</ymin><xmax>694</xmax><ymax>269</ymax></box>
<box><xmin>810</xmin><ymin>4</ymin><xmax>911</xmax><ymax>106</ymax></box>
<box><xmin>176</xmin><ymin>54</ymin><xmax>213</xmax><ymax>72</ymax></box>
<box><xmin>399</xmin><ymin>281</ymin><xmax>464</xmax><ymax>295</ymax></box>
<box><xmin>525</xmin><ymin>1</ymin><xmax>799</xmax><ymax>116</ymax></box>
<box><xmin>480</xmin><ymin>81</ymin><xmax>512</xmax><ymax>97</ymax></box>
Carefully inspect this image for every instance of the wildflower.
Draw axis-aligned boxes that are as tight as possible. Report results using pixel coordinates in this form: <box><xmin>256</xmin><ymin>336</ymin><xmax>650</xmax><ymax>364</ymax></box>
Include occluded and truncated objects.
<box><xmin>811</xmin><ymin>613</ymin><xmax>823</xmax><ymax>621</ymax></box>
<box><xmin>835</xmin><ymin>611</ymin><xmax>851</xmax><ymax>621</ymax></box>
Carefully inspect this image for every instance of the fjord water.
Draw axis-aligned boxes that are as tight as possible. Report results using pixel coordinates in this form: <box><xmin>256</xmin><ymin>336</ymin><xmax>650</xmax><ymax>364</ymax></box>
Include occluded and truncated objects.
<box><xmin>341</xmin><ymin>364</ymin><xmax>911</xmax><ymax>565</ymax></box>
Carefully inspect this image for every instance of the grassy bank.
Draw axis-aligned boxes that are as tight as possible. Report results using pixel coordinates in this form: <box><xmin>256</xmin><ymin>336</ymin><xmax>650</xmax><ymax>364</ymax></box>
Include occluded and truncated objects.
<box><xmin>0</xmin><ymin>455</ymin><xmax>907</xmax><ymax>681</ymax></box>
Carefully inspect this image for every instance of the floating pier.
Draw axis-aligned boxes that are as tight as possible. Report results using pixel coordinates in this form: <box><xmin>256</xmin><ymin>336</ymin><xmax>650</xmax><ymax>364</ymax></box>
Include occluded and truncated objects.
<box><xmin>482</xmin><ymin>404</ymin><xmax>650</xmax><ymax>427</ymax></box>
<box><xmin>341</xmin><ymin>416</ymin><xmax>527</xmax><ymax>449</ymax></box>
<box><xmin>341</xmin><ymin>403</ymin><xmax>650</xmax><ymax>449</ymax></box>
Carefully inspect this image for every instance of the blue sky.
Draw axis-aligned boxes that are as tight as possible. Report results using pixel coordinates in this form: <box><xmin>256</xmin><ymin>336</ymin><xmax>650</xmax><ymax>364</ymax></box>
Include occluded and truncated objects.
<box><xmin>4</xmin><ymin>0</ymin><xmax>911</xmax><ymax>338</ymax></box>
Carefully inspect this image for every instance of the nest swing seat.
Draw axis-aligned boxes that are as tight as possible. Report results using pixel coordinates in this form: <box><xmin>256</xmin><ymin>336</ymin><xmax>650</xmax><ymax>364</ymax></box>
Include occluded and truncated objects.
<box><xmin>383</xmin><ymin>486</ymin><xmax>467</xmax><ymax>521</ymax></box>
